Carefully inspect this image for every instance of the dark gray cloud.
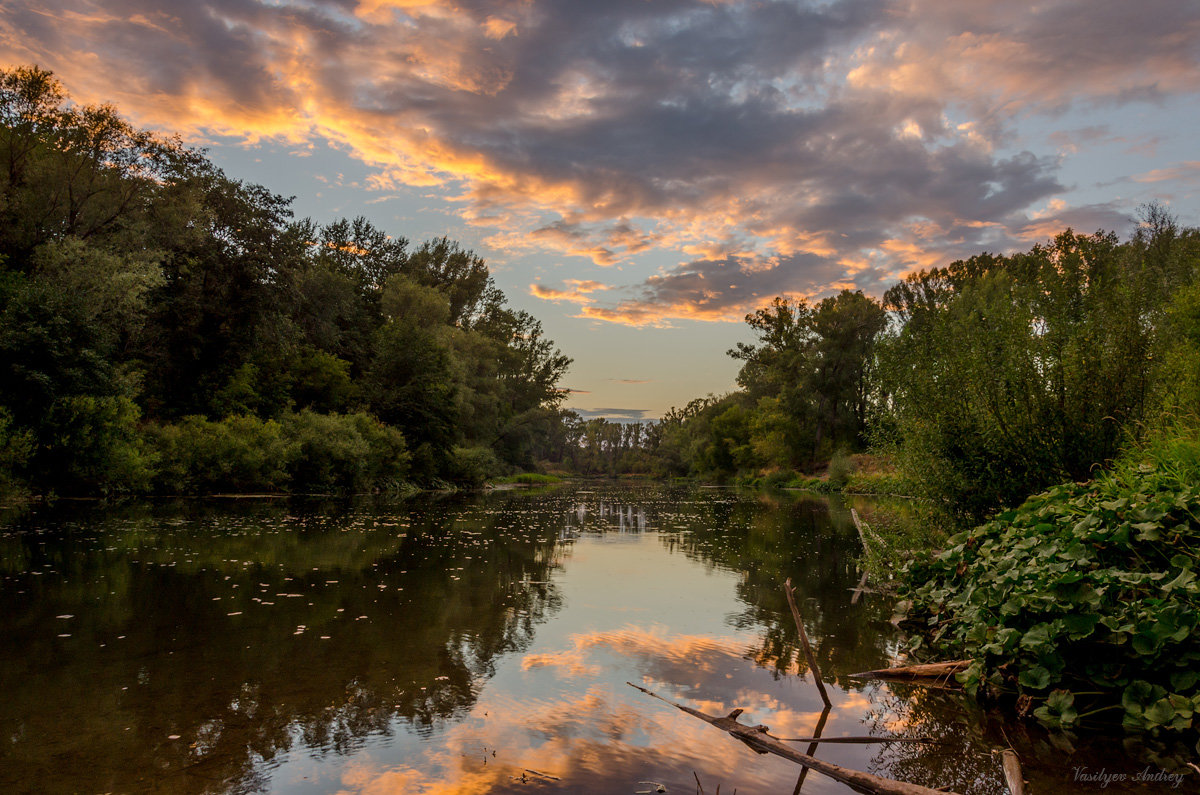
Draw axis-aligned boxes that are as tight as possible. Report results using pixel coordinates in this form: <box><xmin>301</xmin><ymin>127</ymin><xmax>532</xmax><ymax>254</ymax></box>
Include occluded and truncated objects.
<box><xmin>3</xmin><ymin>0</ymin><xmax>1198</xmax><ymax>323</ymax></box>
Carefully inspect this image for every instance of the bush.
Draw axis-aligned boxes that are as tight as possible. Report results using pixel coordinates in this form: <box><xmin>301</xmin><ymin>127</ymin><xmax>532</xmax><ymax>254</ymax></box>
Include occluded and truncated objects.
<box><xmin>282</xmin><ymin>410</ymin><xmax>408</xmax><ymax>493</ymax></box>
<box><xmin>147</xmin><ymin>411</ymin><xmax>409</xmax><ymax>494</ymax></box>
<box><xmin>41</xmin><ymin>395</ymin><xmax>155</xmax><ymax>494</ymax></box>
<box><xmin>899</xmin><ymin>422</ymin><xmax>1200</xmax><ymax>735</ymax></box>
<box><xmin>443</xmin><ymin>445</ymin><xmax>501</xmax><ymax>487</ymax></box>
<box><xmin>0</xmin><ymin>406</ymin><xmax>33</xmax><ymax>493</ymax></box>
<box><xmin>826</xmin><ymin>448</ymin><xmax>855</xmax><ymax>490</ymax></box>
<box><xmin>145</xmin><ymin>415</ymin><xmax>291</xmax><ymax>493</ymax></box>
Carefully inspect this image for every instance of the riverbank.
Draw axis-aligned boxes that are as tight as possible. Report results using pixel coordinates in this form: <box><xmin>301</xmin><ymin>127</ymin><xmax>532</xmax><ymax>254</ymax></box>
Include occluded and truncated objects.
<box><xmin>889</xmin><ymin>420</ymin><xmax>1200</xmax><ymax>752</ymax></box>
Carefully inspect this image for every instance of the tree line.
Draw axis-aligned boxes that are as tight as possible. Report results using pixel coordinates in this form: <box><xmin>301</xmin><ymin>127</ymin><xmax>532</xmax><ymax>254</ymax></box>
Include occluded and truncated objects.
<box><xmin>0</xmin><ymin>65</ymin><xmax>570</xmax><ymax>494</ymax></box>
<box><xmin>6</xmin><ymin>62</ymin><xmax>1199</xmax><ymax>519</ymax></box>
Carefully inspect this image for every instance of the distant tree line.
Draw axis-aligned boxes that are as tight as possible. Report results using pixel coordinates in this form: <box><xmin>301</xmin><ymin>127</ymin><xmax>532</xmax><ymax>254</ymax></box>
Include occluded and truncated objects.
<box><xmin>0</xmin><ymin>66</ymin><xmax>570</xmax><ymax>494</ymax></box>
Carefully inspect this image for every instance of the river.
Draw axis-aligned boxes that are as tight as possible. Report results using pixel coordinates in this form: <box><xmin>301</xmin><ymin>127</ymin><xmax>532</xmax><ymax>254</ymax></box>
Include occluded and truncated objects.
<box><xmin>0</xmin><ymin>484</ymin><xmax>1179</xmax><ymax>793</ymax></box>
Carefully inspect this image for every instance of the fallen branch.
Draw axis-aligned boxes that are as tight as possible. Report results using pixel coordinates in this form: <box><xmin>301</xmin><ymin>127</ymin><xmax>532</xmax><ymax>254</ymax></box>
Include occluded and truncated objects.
<box><xmin>783</xmin><ymin>578</ymin><xmax>832</xmax><ymax>707</ymax></box>
<box><xmin>851</xmin><ymin>508</ymin><xmax>870</xmax><ymax>552</ymax></box>
<box><xmin>523</xmin><ymin>768</ymin><xmax>560</xmax><ymax>781</ymax></box>
<box><xmin>628</xmin><ymin>682</ymin><xmax>962</xmax><ymax>795</ymax></box>
<box><xmin>849</xmin><ymin>660</ymin><xmax>972</xmax><ymax>684</ymax></box>
<box><xmin>777</xmin><ymin>735</ymin><xmax>936</xmax><ymax>744</ymax></box>
<box><xmin>792</xmin><ymin>704</ymin><xmax>828</xmax><ymax>794</ymax></box>
<box><xmin>999</xmin><ymin>750</ymin><xmax>1026</xmax><ymax>795</ymax></box>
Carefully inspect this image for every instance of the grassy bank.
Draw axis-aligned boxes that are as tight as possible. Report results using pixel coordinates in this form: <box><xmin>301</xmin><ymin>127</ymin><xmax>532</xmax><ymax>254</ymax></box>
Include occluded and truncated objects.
<box><xmin>737</xmin><ymin>453</ymin><xmax>914</xmax><ymax>497</ymax></box>
<box><xmin>489</xmin><ymin>473</ymin><xmax>564</xmax><ymax>486</ymax></box>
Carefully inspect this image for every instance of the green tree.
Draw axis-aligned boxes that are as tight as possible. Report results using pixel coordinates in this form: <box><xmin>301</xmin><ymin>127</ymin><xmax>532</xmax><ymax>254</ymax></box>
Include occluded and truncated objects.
<box><xmin>880</xmin><ymin>231</ymin><xmax>1160</xmax><ymax>520</ymax></box>
<box><xmin>730</xmin><ymin>290</ymin><xmax>884</xmax><ymax>469</ymax></box>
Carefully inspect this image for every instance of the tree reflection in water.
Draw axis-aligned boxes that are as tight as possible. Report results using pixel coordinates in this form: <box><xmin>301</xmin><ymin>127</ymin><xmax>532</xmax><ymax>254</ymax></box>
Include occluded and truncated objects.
<box><xmin>0</xmin><ymin>493</ymin><xmax>566</xmax><ymax>793</ymax></box>
<box><xmin>0</xmin><ymin>486</ymin><xmax>1188</xmax><ymax>794</ymax></box>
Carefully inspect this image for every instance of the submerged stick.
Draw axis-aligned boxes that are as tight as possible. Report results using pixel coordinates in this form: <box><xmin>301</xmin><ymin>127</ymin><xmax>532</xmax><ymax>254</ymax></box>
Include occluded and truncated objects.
<box><xmin>783</xmin><ymin>578</ymin><xmax>832</xmax><ymax>708</ymax></box>
<box><xmin>628</xmin><ymin>682</ymin><xmax>962</xmax><ymax>795</ymax></box>
<box><xmin>523</xmin><ymin>768</ymin><xmax>560</xmax><ymax>781</ymax></box>
<box><xmin>851</xmin><ymin>508</ymin><xmax>869</xmax><ymax>551</ymax></box>
<box><xmin>1000</xmin><ymin>750</ymin><xmax>1027</xmax><ymax>795</ymax></box>
<box><xmin>792</xmin><ymin>703</ymin><xmax>829</xmax><ymax>794</ymax></box>
<box><xmin>850</xmin><ymin>570</ymin><xmax>871</xmax><ymax>605</ymax></box>
<box><xmin>849</xmin><ymin>660</ymin><xmax>971</xmax><ymax>684</ymax></box>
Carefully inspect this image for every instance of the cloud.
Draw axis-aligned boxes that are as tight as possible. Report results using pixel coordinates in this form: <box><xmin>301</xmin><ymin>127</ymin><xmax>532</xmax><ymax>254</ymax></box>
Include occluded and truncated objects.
<box><xmin>846</xmin><ymin>1</ymin><xmax>1200</xmax><ymax>119</ymax></box>
<box><xmin>1131</xmin><ymin>161</ymin><xmax>1200</xmax><ymax>184</ymax></box>
<box><xmin>528</xmin><ymin>278</ymin><xmax>610</xmax><ymax>303</ymax></box>
<box><xmin>4</xmin><ymin>0</ymin><xmax>1198</xmax><ymax>323</ymax></box>
<box><xmin>325</xmin><ymin>624</ymin><xmax>893</xmax><ymax>794</ymax></box>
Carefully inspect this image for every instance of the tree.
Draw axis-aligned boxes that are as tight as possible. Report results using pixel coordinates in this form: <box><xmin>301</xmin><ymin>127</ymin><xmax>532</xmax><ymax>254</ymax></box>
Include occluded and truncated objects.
<box><xmin>879</xmin><ymin>230</ymin><xmax>1160</xmax><ymax>520</ymax></box>
<box><xmin>729</xmin><ymin>290</ymin><xmax>885</xmax><ymax>469</ymax></box>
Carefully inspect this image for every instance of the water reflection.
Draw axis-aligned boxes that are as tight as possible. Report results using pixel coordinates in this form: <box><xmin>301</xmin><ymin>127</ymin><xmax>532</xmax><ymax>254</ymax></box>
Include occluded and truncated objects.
<box><xmin>0</xmin><ymin>486</ymin><xmax>1185</xmax><ymax>794</ymax></box>
<box><xmin>0</xmin><ymin>494</ymin><xmax>565</xmax><ymax>793</ymax></box>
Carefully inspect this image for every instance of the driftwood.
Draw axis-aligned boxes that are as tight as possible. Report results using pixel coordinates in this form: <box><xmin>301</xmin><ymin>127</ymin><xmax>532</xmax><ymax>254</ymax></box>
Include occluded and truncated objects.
<box><xmin>1000</xmin><ymin>750</ymin><xmax>1027</xmax><ymax>795</ymax></box>
<box><xmin>783</xmin><ymin>579</ymin><xmax>832</xmax><ymax>707</ymax></box>
<box><xmin>849</xmin><ymin>660</ymin><xmax>972</xmax><ymax>684</ymax></box>
<box><xmin>778</xmin><ymin>735</ymin><xmax>935</xmax><ymax>744</ymax></box>
<box><xmin>851</xmin><ymin>508</ymin><xmax>870</xmax><ymax>551</ymax></box>
<box><xmin>628</xmin><ymin>682</ymin><xmax>963</xmax><ymax>795</ymax></box>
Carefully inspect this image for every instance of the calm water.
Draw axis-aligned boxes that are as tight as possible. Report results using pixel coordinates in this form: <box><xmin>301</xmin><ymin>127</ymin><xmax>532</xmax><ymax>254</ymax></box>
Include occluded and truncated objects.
<box><xmin>0</xmin><ymin>484</ymin><xmax>1185</xmax><ymax>793</ymax></box>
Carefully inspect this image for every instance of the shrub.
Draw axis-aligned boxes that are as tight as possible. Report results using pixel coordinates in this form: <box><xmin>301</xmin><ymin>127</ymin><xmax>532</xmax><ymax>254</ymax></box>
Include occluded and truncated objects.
<box><xmin>826</xmin><ymin>448</ymin><xmax>855</xmax><ymax>490</ymax></box>
<box><xmin>282</xmin><ymin>410</ymin><xmax>408</xmax><ymax>493</ymax></box>
<box><xmin>147</xmin><ymin>411</ymin><xmax>410</xmax><ymax>494</ymax></box>
<box><xmin>41</xmin><ymin>395</ymin><xmax>155</xmax><ymax>493</ymax></box>
<box><xmin>145</xmin><ymin>415</ymin><xmax>291</xmax><ymax>493</ymax></box>
<box><xmin>0</xmin><ymin>406</ymin><xmax>33</xmax><ymax>493</ymax></box>
<box><xmin>444</xmin><ymin>445</ymin><xmax>501</xmax><ymax>487</ymax></box>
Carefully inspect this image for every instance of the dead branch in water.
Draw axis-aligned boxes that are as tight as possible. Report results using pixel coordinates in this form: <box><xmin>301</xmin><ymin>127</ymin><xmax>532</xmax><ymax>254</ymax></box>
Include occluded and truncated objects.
<box><xmin>791</xmin><ymin>704</ymin><xmax>829</xmax><ymax>794</ymax></box>
<box><xmin>851</xmin><ymin>508</ymin><xmax>870</xmax><ymax>550</ymax></box>
<box><xmin>850</xmin><ymin>570</ymin><xmax>871</xmax><ymax>604</ymax></box>
<box><xmin>849</xmin><ymin>660</ymin><xmax>972</xmax><ymax>686</ymax></box>
<box><xmin>628</xmin><ymin>682</ymin><xmax>962</xmax><ymax>795</ymax></box>
<box><xmin>783</xmin><ymin>578</ymin><xmax>832</xmax><ymax>707</ymax></box>
<box><xmin>777</xmin><ymin>735</ymin><xmax>936</xmax><ymax>744</ymax></box>
<box><xmin>999</xmin><ymin>750</ymin><xmax>1027</xmax><ymax>795</ymax></box>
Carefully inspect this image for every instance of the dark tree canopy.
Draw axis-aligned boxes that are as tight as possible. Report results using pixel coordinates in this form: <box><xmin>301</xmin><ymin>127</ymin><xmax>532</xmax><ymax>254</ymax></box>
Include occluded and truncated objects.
<box><xmin>0</xmin><ymin>65</ymin><xmax>572</xmax><ymax>493</ymax></box>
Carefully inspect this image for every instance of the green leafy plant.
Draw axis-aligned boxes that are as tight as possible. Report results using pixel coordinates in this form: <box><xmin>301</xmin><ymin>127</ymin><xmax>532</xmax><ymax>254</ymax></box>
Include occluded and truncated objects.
<box><xmin>899</xmin><ymin>424</ymin><xmax>1200</xmax><ymax>736</ymax></box>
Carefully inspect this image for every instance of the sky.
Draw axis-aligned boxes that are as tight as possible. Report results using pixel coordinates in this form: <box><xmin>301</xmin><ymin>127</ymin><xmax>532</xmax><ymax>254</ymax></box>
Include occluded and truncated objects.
<box><xmin>2</xmin><ymin>0</ymin><xmax>1199</xmax><ymax>420</ymax></box>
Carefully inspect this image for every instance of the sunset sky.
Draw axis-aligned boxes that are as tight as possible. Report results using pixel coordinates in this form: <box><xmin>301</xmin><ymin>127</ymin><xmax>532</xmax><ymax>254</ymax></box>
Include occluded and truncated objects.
<box><xmin>3</xmin><ymin>0</ymin><xmax>1199</xmax><ymax>419</ymax></box>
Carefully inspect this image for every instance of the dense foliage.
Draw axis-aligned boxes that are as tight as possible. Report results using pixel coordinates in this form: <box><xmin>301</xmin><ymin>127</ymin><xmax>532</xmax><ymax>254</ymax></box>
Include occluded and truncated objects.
<box><xmin>0</xmin><ymin>66</ymin><xmax>570</xmax><ymax>493</ymax></box>
<box><xmin>629</xmin><ymin>209</ymin><xmax>1200</xmax><ymax>527</ymax></box>
<box><xmin>898</xmin><ymin>421</ymin><xmax>1200</xmax><ymax>739</ymax></box>
<box><xmin>879</xmin><ymin>225</ymin><xmax>1197</xmax><ymax>521</ymax></box>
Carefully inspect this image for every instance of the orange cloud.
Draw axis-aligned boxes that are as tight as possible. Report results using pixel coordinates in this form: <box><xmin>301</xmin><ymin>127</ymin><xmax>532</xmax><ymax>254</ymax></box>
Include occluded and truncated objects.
<box><xmin>6</xmin><ymin>0</ymin><xmax>1195</xmax><ymax>325</ymax></box>
<box><xmin>321</xmin><ymin>624</ymin><xmax>900</xmax><ymax>794</ymax></box>
<box><xmin>1132</xmin><ymin>161</ymin><xmax>1200</xmax><ymax>183</ymax></box>
<box><xmin>529</xmin><ymin>279</ymin><xmax>611</xmax><ymax>304</ymax></box>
